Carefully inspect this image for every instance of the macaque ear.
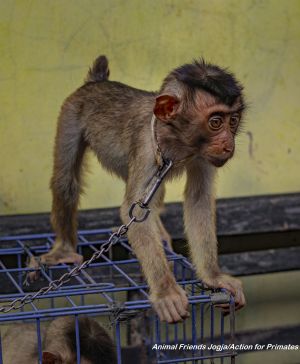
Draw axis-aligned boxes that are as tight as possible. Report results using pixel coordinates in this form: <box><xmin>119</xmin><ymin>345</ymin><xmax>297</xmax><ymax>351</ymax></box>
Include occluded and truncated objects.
<box><xmin>42</xmin><ymin>351</ymin><xmax>62</xmax><ymax>364</ymax></box>
<box><xmin>154</xmin><ymin>95</ymin><xmax>180</xmax><ymax>121</ymax></box>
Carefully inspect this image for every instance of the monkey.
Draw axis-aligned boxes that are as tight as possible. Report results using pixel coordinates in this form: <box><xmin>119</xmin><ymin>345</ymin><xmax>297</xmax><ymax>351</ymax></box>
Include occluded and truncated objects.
<box><xmin>2</xmin><ymin>316</ymin><xmax>117</xmax><ymax>364</ymax></box>
<box><xmin>33</xmin><ymin>55</ymin><xmax>246</xmax><ymax>323</ymax></box>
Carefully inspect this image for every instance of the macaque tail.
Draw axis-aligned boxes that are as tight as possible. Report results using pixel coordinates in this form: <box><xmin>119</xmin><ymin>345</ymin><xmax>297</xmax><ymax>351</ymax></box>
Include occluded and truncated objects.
<box><xmin>85</xmin><ymin>55</ymin><xmax>110</xmax><ymax>83</ymax></box>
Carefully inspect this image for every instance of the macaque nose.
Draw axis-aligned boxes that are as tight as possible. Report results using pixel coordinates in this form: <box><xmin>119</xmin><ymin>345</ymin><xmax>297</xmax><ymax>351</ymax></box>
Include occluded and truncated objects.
<box><xmin>223</xmin><ymin>146</ymin><xmax>233</xmax><ymax>154</ymax></box>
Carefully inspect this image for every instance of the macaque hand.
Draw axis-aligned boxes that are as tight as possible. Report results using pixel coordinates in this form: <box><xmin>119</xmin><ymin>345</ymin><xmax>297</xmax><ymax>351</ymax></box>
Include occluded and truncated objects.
<box><xmin>203</xmin><ymin>273</ymin><xmax>246</xmax><ymax>314</ymax></box>
<box><xmin>150</xmin><ymin>283</ymin><xmax>190</xmax><ymax>323</ymax></box>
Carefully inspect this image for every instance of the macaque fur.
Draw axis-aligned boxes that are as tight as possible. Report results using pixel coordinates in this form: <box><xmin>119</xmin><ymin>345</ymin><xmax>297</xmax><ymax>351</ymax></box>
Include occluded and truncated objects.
<box><xmin>2</xmin><ymin>316</ymin><xmax>116</xmax><ymax>364</ymax></box>
<box><xmin>41</xmin><ymin>56</ymin><xmax>246</xmax><ymax>323</ymax></box>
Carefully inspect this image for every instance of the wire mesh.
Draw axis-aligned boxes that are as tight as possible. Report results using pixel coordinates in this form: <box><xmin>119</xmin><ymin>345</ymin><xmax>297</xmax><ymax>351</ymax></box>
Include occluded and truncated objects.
<box><xmin>0</xmin><ymin>229</ymin><xmax>236</xmax><ymax>363</ymax></box>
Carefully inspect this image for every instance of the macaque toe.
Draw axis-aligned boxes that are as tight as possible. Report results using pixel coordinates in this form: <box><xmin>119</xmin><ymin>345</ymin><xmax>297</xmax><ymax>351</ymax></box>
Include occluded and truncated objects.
<box><xmin>26</xmin><ymin>256</ymin><xmax>42</xmax><ymax>283</ymax></box>
<box><xmin>57</xmin><ymin>252</ymin><xmax>83</xmax><ymax>265</ymax></box>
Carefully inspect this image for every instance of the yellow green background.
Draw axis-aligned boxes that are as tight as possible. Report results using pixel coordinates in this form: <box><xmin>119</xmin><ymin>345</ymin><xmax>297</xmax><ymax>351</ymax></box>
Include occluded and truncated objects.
<box><xmin>0</xmin><ymin>2</ymin><xmax>300</xmax><ymax>363</ymax></box>
<box><xmin>0</xmin><ymin>0</ymin><xmax>299</xmax><ymax>215</ymax></box>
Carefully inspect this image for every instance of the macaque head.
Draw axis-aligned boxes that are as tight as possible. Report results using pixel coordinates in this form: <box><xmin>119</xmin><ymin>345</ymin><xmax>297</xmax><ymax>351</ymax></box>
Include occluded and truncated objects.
<box><xmin>42</xmin><ymin>350</ymin><xmax>92</xmax><ymax>364</ymax></box>
<box><xmin>42</xmin><ymin>317</ymin><xmax>116</xmax><ymax>364</ymax></box>
<box><xmin>154</xmin><ymin>59</ymin><xmax>245</xmax><ymax>167</ymax></box>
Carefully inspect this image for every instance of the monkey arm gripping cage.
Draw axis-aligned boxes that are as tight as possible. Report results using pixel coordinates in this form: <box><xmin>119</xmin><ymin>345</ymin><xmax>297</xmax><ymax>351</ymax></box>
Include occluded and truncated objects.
<box><xmin>0</xmin><ymin>229</ymin><xmax>236</xmax><ymax>363</ymax></box>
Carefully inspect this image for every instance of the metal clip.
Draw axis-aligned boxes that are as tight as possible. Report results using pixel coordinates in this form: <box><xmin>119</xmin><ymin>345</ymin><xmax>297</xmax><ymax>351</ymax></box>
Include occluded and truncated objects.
<box><xmin>142</xmin><ymin>158</ymin><xmax>173</xmax><ymax>206</ymax></box>
<box><xmin>129</xmin><ymin>201</ymin><xmax>151</xmax><ymax>222</ymax></box>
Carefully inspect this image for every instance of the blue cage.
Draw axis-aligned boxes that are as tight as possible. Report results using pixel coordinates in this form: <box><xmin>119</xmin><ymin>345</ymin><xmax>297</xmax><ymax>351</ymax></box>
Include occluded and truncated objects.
<box><xmin>0</xmin><ymin>229</ymin><xmax>236</xmax><ymax>363</ymax></box>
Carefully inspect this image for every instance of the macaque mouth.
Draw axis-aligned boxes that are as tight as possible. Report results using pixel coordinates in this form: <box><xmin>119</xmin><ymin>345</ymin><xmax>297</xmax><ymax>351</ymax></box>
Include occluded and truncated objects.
<box><xmin>207</xmin><ymin>156</ymin><xmax>230</xmax><ymax>167</ymax></box>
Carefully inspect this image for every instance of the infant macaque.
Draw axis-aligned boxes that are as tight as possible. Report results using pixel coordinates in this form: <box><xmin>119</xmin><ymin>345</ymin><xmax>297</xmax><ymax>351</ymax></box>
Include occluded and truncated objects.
<box><xmin>2</xmin><ymin>316</ymin><xmax>116</xmax><ymax>364</ymax></box>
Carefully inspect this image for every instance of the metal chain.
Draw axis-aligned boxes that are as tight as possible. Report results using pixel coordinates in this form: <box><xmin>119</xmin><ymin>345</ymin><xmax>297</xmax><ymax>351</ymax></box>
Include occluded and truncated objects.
<box><xmin>0</xmin><ymin>159</ymin><xmax>173</xmax><ymax>314</ymax></box>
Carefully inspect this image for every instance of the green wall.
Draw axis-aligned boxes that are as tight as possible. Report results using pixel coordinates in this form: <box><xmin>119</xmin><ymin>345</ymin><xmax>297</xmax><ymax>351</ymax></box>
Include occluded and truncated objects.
<box><xmin>0</xmin><ymin>0</ymin><xmax>299</xmax><ymax>214</ymax></box>
<box><xmin>0</xmin><ymin>3</ymin><xmax>300</xmax><ymax>363</ymax></box>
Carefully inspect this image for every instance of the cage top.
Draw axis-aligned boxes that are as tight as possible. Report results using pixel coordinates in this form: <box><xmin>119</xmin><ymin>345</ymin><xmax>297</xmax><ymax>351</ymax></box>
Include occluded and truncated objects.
<box><xmin>0</xmin><ymin>229</ymin><xmax>224</xmax><ymax>322</ymax></box>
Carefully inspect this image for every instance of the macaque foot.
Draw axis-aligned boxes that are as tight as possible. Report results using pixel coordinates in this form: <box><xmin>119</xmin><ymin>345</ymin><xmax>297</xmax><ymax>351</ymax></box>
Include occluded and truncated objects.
<box><xmin>203</xmin><ymin>274</ymin><xmax>246</xmax><ymax>314</ymax></box>
<box><xmin>151</xmin><ymin>284</ymin><xmax>190</xmax><ymax>323</ymax></box>
<box><xmin>26</xmin><ymin>246</ymin><xmax>83</xmax><ymax>283</ymax></box>
<box><xmin>40</xmin><ymin>249</ymin><xmax>83</xmax><ymax>266</ymax></box>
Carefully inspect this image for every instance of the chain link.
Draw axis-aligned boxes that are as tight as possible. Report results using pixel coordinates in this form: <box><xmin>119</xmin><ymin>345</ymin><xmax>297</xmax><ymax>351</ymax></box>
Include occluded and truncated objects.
<box><xmin>0</xmin><ymin>159</ymin><xmax>173</xmax><ymax>314</ymax></box>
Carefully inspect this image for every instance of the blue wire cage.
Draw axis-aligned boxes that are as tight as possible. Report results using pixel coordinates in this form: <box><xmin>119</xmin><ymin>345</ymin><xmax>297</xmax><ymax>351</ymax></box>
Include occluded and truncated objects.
<box><xmin>0</xmin><ymin>229</ymin><xmax>236</xmax><ymax>363</ymax></box>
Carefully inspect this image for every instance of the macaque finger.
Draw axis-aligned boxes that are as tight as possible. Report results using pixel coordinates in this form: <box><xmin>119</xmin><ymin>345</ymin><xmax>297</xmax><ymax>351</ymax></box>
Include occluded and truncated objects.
<box><xmin>153</xmin><ymin>302</ymin><xmax>171</xmax><ymax>321</ymax></box>
<box><xmin>214</xmin><ymin>303</ymin><xmax>230</xmax><ymax>315</ymax></box>
<box><xmin>153</xmin><ymin>303</ymin><xmax>165</xmax><ymax>322</ymax></box>
<box><xmin>178</xmin><ymin>293</ymin><xmax>190</xmax><ymax>318</ymax></box>
<box><xmin>152</xmin><ymin>290</ymin><xmax>189</xmax><ymax>323</ymax></box>
<box><xmin>212</xmin><ymin>275</ymin><xmax>245</xmax><ymax>313</ymax></box>
<box><xmin>174</xmin><ymin>298</ymin><xmax>190</xmax><ymax>319</ymax></box>
<box><xmin>219</xmin><ymin>282</ymin><xmax>236</xmax><ymax>296</ymax></box>
<box><xmin>234</xmin><ymin>289</ymin><xmax>246</xmax><ymax>311</ymax></box>
<box><xmin>215</xmin><ymin>303</ymin><xmax>230</xmax><ymax>309</ymax></box>
<box><xmin>218</xmin><ymin>298</ymin><xmax>244</xmax><ymax>314</ymax></box>
<box><xmin>165</xmin><ymin>300</ymin><xmax>184</xmax><ymax>323</ymax></box>
<box><xmin>180</xmin><ymin>291</ymin><xmax>189</xmax><ymax>308</ymax></box>
<box><xmin>159</xmin><ymin>301</ymin><xmax>174</xmax><ymax>323</ymax></box>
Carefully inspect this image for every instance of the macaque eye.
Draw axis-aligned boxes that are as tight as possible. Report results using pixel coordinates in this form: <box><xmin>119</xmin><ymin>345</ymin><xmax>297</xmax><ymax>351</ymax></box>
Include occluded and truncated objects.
<box><xmin>230</xmin><ymin>115</ymin><xmax>240</xmax><ymax>129</ymax></box>
<box><xmin>208</xmin><ymin>117</ymin><xmax>223</xmax><ymax>130</ymax></box>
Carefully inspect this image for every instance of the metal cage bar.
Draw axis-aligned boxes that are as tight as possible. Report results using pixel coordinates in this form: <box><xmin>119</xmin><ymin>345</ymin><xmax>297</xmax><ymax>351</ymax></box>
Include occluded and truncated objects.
<box><xmin>0</xmin><ymin>229</ymin><xmax>236</xmax><ymax>363</ymax></box>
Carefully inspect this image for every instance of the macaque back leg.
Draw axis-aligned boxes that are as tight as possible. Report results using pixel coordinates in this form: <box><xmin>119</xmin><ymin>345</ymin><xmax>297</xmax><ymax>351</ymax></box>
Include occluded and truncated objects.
<box><xmin>41</xmin><ymin>107</ymin><xmax>86</xmax><ymax>266</ymax></box>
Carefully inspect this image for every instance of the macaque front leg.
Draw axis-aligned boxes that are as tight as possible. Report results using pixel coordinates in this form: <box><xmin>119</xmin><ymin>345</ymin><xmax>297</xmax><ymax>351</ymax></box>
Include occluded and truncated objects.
<box><xmin>184</xmin><ymin>160</ymin><xmax>246</xmax><ymax>312</ymax></box>
<box><xmin>156</xmin><ymin>185</ymin><xmax>173</xmax><ymax>253</ymax></box>
<box><xmin>156</xmin><ymin>215</ymin><xmax>174</xmax><ymax>273</ymax></box>
<box><xmin>156</xmin><ymin>215</ymin><xmax>173</xmax><ymax>251</ymax></box>
<box><xmin>121</xmin><ymin>173</ymin><xmax>189</xmax><ymax>323</ymax></box>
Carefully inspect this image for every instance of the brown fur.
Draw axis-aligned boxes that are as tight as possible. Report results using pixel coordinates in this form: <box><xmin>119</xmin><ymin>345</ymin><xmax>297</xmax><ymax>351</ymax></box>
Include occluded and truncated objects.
<box><xmin>2</xmin><ymin>317</ymin><xmax>116</xmax><ymax>364</ymax></box>
<box><xmin>36</xmin><ymin>56</ymin><xmax>246</xmax><ymax>322</ymax></box>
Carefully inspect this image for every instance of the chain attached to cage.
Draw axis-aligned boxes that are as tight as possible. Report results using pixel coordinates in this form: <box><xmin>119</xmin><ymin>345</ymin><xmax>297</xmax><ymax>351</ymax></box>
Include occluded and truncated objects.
<box><xmin>0</xmin><ymin>159</ymin><xmax>173</xmax><ymax>314</ymax></box>
<box><xmin>107</xmin><ymin>302</ymin><xmax>148</xmax><ymax>329</ymax></box>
